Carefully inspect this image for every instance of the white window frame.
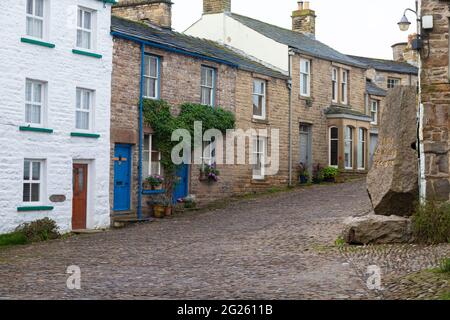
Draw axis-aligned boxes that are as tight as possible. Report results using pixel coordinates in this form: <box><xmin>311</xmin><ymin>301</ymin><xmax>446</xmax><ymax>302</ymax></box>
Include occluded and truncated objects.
<box><xmin>202</xmin><ymin>139</ymin><xmax>216</xmax><ymax>166</ymax></box>
<box><xmin>371</xmin><ymin>100</ymin><xmax>379</xmax><ymax>125</ymax></box>
<box><xmin>252</xmin><ymin>136</ymin><xmax>267</xmax><ymax>180</ymax></box>
<box><xmin>358</xmin><ymin>128</ymin><xmax>366</xmax><ymax>170</ymax></box>
<box><xmin>201</xmin><ymin>66</ymin><xmax>215</xmax><ymax>106</ymax></box>
<box><xmin>332</xmin><ymin>67</ymin><xmax>338</xmax><ymax>103</ymax></box>
<box><xmin>300</xmin><ymin>59</ymin><xmax>311</xmax><ymax>97</ymax></box>
<box><xmin>25</xmin><ymin>79</ymin><xmax>46</xmax><ymax>127</ymax></box>
<box><xmin>387</xmin><ymin>77</ymin><xmax>401</xmax><ymax>89</ymax></box>
<box><xmin>252</xmin><ymin>79</ymin><xmax>266</xmax><ymax>120</ymax></box>
<box><xmin>75</xmin><ymin>88</ymin><xmax>94</xmax><ymax>132</ymax></box>
<box><xmin>76</xmin><ymin>6</ymin><xmax>95</xmax><ymax>50</ymax></box>
<box><xmin>341</xmin><ymin>70</ymin><xmax>348</xmax><ymax>104</ymax></box>
<box><xmin>22</xmin><ymin>159</ymin><xmax>45</xmax><ymax>205</ymax></box>
<box><xmin>26</xmin><ymin>0</ymin><xmax>46</xmax><ymax>40</ymax></box>
<box><xmin>329</xmin><ymin>126</ymin><xmax>339</xmax><ymax>168</ymax></box>
<box><xmin>145</xmin><ymin>134</ymin><xmax>161</xmax><ymax>177</ymax></box>
<box><xmin>344</xmin><ymin>126</ymin><xmax>353</xmax><ymax>169</ymax></box>
<box><xmin>143</xmin><ymin>55</ymin><xmax>160</xmax><ymax>99</ymax></box>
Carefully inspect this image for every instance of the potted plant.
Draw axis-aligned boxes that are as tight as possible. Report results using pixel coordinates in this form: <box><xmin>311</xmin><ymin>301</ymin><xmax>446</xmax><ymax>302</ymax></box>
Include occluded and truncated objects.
<box><xmin>143</xmin><ymin>174</ymin><xmax>164</xmax><ymax>190</ymax></box>
<box><xmin>152</xmin><ymin>195</ymin><xmax>170</xmax><ymax>218</ymax></box>
<box><xmin>312</xmin><ymin>163</ymin><xmax>325</xmax><ymax>184</ymax></box>
<box><xmin>322</xmin><ymin>166</ymin><xmax>340</xmax><ymax>183</ymax></box>
<box><xmin>199</xmin><ymin>163</ymin><xmax>220</xmax><ymax>183</ymax></box>
<box><xmin>298</xmin><ymin>163</ymin><xmax>310</xmax><ymax>184</ymax></box>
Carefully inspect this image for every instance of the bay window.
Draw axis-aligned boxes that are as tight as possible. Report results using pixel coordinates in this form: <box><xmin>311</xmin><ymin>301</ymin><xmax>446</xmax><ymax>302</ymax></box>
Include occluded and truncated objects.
<box><xmin>329</xmin><ymin>127</ymin><xmax>339</xmax><ymax>167</ymax></box>
<box><xmin>344</xmin><ymin>126</ymin><xmax>353</xmax><ymax>169</ymax></box>
<box><xmin>358</xmin><ymin>128</ymin><xmax>366</xmax><ymax>170</ymax></box>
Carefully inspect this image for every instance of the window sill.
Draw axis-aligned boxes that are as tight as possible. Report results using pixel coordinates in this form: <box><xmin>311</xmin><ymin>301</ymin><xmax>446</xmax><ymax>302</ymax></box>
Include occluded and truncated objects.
<box><xmin>142</xmin><ymin>189</ymin><xmax>166</xmax><ymax>195</ymax></box>
<box><xmin>19</xmin><ymin>126</ymin><xmax>53</xmax><ymax>133</ymax></box>
<box><xmin>251</xmin><ymin>179</ymin><xmax>268</xmax><ymax>184</ymax></box>
<box><xmin>17</xmin><ymin>206</ymin><xmax>54</xmax><ymax>212</ymax></box>
<box><xmin>21</xmin><ymin>37</ymin><xmax>55</xmax><ymax>48</ymax></box>
<box><xmin>70</xmin><ymin>132</ymin><xmax>101</xmax><ymax>138</ymax></box>
<box><xmin>72</xmin><ymin>49</ymin><xmax>102</xmax><ymax>59</ymax></box>
<box><xmin>252</xmin><ymin>118</ymin><xmax>269</xmax><ymax>125</ymax></box>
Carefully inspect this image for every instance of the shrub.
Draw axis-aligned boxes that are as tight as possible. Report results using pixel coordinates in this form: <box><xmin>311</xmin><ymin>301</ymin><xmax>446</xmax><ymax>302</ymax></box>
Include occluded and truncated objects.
<box><xmin>312</xmin><ymin>163</ymin><xmax>324</xmax><ymax>183</ymax></box>
<box><xmin>322</xmin><ymin>166</ymin><xmax>340</xmax><ymax>181</ymax></box>
<box><xmin>15</xmin><ymin>218</ymin><xmax>60</xmax><ymax>243</ymax></box>
<box><xmin>412</xmin><ymin>201</ymin><xmax>450</xmax><ymax>244</ymax></box>
<box><xmin>0</xmin><ymin>232</ymin><xmax>28</xmax><ymax>247</ymax></box>
<box><xmin>439</xmin><ymin>258</ymin><xmax>450</xmax><ymax>273</ymax></box>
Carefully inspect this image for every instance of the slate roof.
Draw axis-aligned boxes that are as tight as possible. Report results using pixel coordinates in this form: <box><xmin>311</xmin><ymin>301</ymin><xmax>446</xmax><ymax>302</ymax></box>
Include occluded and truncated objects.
<box><xmin>366</xmin><ymin>80</ymin><xmax>387</xmax><ymax>97</ymax></box>
<box><xmin>111</xmin><ymin>16</ymin><xmax>288</xmax><ymax>80</ymax></box>
<box><xmin>228</xmin><ymin>13</ymin><xmax>366</xmax><ymax>69</ymax></box>
<box><xmin>325</xmin><ymin>106</ymin><xmax>371</xmax><ymax>120</ymax></box>
<box><xmin>347</xmin><ymin>55</ymin><xmax>418</xmax><ymax>75</ymax></box>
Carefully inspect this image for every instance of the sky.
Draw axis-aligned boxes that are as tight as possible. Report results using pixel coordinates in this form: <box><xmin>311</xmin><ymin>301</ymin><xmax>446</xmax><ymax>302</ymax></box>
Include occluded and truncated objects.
<box><xmin>172</xmin><ymin>0</ymin><xmax>418</xmax><ymax>60</ymax></box>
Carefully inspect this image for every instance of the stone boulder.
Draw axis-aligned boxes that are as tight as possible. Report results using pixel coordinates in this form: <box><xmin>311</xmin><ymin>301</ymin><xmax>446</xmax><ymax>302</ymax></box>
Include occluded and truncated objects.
<box><xmin>342</xmin><ymin>215</ymin><xmax>413</xmax><ymax>245</ymax></box>
<box><xmin>367</xmin><ymin>86</ymin><xmax>419</xmax><ymax>217</ymax></box>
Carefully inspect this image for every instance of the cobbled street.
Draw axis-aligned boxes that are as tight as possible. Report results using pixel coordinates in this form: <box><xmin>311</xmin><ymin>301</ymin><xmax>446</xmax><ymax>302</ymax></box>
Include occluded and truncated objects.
<box><xmin>0</xmin><ymin>180</ymin><xmax>448</xmax><ymax>300</ymax></box>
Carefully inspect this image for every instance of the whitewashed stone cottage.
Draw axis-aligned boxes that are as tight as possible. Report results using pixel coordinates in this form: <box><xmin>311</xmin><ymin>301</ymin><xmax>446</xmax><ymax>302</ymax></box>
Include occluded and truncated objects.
<box><xmin>0</xmin><ymin>0</ymin><xmax>115</xmax><ymax>233</ymax></box>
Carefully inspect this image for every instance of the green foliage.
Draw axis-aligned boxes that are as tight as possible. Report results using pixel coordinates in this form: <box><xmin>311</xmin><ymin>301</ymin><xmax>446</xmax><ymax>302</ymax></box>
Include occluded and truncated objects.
<box><xmin>322</xmin><ymin>166</ymin><xmax>340</xmax><ymax>180</ymax></box>
<box><xmin>312</xmin><ymin>163</ymin><xmax>325</xmax><ymax>184</ymax></box>
<box><xmin>412</xmin><ymin>201</ymin><xmax>450</xmax><ymax>244</ymax></box>
<box><xmin>0</xmin><ymin>232</ymin><xmax>28</xmax><ymax>247</ymax></box>
<box><xmin>335</xmin><ymin>236</ymin><xmax>346</xmax><ymax>247</ymax></box>
<box><xmin>15</xmin><ymin>218</ymin><xmax>60</xmax><ymax>243</ymax></box>
<box><xmin>145</xmin><ymin>174</ymin><xmax>164</xmax><ymax>187</ymax></box>
<box><xmin>440</xmin><ymin>291</ymin><xmax>450</xmax><ymax>300</ymax></box>
<box><xmin>438</xmin><ymin>258</ymin><xmax>450</xmax><ymax>274</ymax></box>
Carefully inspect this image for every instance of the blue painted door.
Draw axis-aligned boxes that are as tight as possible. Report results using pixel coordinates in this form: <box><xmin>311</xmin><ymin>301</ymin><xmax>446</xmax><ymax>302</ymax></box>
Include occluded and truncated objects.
<box><xmin>173</xmin><ymin>164</ymin><xmax>189</xmax><ymax>204</ymax></box>
<box><xmin>113</xmin><ymin>144</ymin><xmax>131</xmax><ymax>211</ymax></box>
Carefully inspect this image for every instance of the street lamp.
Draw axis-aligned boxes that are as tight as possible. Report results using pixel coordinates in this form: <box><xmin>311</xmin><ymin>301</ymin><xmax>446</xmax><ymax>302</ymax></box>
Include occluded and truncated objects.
<box><xmin>398</xmin><ymin>14</ymin><xmax>411</xmax><ymax>31</ymax></box>
<box><xmin>397</xmin><ymin>1</ymin><xmax>421</xmax><ymax>50</ymax></box>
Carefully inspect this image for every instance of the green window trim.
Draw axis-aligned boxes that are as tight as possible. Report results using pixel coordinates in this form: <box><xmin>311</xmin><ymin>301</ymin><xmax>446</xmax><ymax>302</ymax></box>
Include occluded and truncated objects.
<box><xmin>19</xmin><ymin>126</ymin><xmax>53</xmax><ymax>133</ymax></box>
<box><xmin>72</xmin><ymin>49</ymin><xmax>102</xmax><ymax>59</ymax></box>
<box><xmin>17</xmin><ymin>206</ymin><xmax>54</xmax><ymax>212</ymax></box>
<box><xmin>21</xmin><ymin>37</ymin><xmax>56</xmax><ymax>48</ymax></box>
<box><xmin>71</xmin><ymin>132</ymin><xmax>101</xmax><ymax>138</ymax></box>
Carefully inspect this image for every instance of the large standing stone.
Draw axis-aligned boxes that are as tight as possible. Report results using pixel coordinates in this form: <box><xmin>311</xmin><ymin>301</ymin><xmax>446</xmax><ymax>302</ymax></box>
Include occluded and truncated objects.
<box><xmin>367</xmin><ymin>86</ymin><xmax>419</xmax><ymax>217</ymax></box>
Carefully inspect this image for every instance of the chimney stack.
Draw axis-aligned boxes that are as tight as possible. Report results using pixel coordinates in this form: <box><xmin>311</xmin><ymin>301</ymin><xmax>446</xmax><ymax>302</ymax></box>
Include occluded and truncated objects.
<box><xmin>203</xmin><ymin>0</ymin><xmax>231</xmax><ymax>15</ymax></box>
<box><xmin>292</xmin><ymin>1</ymin><xmax>316</xmax><ymax>39</ymax></box>
<box><xmin>112</xmin><ymin>0</ymin><xmax>173</xmax><ymax>29</ymax></box>
<box><xmin>391</xmin><ymin>34</ymin><xmax>419</xmax><ymax>67</ymax></box>
<box><xmin>391</xmin><ymin>42</ymin><xmax>407</xmax><ymax>62</ymax></box>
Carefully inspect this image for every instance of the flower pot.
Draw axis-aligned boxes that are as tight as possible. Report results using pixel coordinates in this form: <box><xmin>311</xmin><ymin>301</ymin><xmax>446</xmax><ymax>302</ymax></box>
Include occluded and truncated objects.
<box><xmin>152</xmin><ymin>184</ymin><xmax>162</xmax><ymax>190</ymax></box>
<box><xmin>299</xmin><ymin>175</ymin><xmax>308</xmax><ymax>184</ymax></box>
<box><xmin>153</xmin><ymin>205</ymin><xmax>165</xmax><ymax>218</ymax></box>
<box><xmin>164</xmin><ymin>206</ymin><xmax>172</xmax><ymax>217</ymax></box>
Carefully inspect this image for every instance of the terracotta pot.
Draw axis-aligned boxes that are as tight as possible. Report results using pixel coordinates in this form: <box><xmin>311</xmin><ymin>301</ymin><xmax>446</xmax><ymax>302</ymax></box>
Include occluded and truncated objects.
<box><xmin>151</xmin><ymin>184</ymin><xmax>163</xmax><ymax>190</ymax></box>
<box><xmin>153</xmin><ymin>205</ymin><xmax>165</xmax><ymax>218</ymax></box>
<box><xmin>164</xmin><ymin>206</ymin><xmax>172</xmax><ymax>217</ymax></box>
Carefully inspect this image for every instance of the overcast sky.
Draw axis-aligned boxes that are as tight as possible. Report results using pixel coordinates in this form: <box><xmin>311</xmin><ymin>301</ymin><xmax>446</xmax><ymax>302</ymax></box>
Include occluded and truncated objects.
<box><xmin>172</xmin><ymin>0</ymin><xmax>417</xmax><ymax>60</ymax></box>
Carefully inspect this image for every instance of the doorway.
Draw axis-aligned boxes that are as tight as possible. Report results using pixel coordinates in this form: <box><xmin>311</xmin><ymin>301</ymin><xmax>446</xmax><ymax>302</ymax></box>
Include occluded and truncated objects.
<box><xmin>72</xmin><ymin>163</ymin><xmax>88</xmax><ymax>230</ymax></box>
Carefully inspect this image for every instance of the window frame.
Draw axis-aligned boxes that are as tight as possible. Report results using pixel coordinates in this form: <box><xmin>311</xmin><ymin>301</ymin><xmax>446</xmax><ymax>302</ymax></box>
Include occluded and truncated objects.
<box><xmin>200</xmin><ymin>66</ymin><xmax>216</xmax><ymax>107</ymax></box>
<box><xmin>22</xmin><ymin>159</ymin><xmax>45</xmax><ymax>205</ymax></box>
<box><xmin>252</xmin><ymin>136</ymin><xmax>267</xmax><ymax>180</ymax></box>
<box><xmin>370</xmin><ymin>100</ymin><xmax>379</xmax><ymax>125</ymax></box>
<box><xmin>387</xmin><ymin>77</ymin><xmax>401</xmax><ymax>89</ymax></box>
<box><xmin>26</xmin><ymin>0</ymin><xmax>46</xmax><ymax>40</ymax></box>
<box><xmin>76</xmin><ymin>6</ymin><xmax>95</xmax><ymax>50</ymax></box>
<box><xmin>329</xmin><ymin>126</ymin><xmax>339</xmax><ymax>168</ymax></box>
<box><xmin>252</xmin><ymin>79</ymin><xmax>267</xmax><ymax>120</ymax></box>
<box><xmin>25</xmin><ymin>79</ymin><xmax>46</xmax><ymax>127</ymax></box>
<box><xmin>143</xmin><ymin>55</ymin><xmax>160</xmax><ymax>100</ymax></box>
<box><xmin>341</xmin><ymin>69</ymin><xmax>348</xmax><ymax>105</ymax></box>
<box><xmin>300</xmin><ymin>58</ymin><xmax>311</xmax><ymax>97</ymax></box>
<box><xmin>75</xmin><ymin>87</ymin><xmax>95</xmax><ymax>132</ymax></box>
<box><xmin>344</xmin><ymin>126</ymin><xmax>353</xmax><ymax>170</ymax></box>
<box><xmin>357</xmin><ymin>128</ymin><xmax>366</xmax><ymax>170</ymax></box>
<box><xmin>202</xmin><ymin>139</ymin><xmax>217</xmax><ymax>166</ymax></box>
<box><xmin>332</xmin><ymin>67</ymin><xmax>338</xmax><ymax>103</ymax></box>
<box><xmin>143</xmin><ymin>134</ymin><xmax>162</xmax><ymax>179</ymax></box>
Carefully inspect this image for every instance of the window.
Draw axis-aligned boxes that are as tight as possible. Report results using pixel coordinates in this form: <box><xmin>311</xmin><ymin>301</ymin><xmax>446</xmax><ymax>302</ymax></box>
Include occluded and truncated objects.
<box><xmin>76</xmin><ymin>7</ymin><xmax>94</xmax><ymax>50</ymax></box>
<box><xmin>143</xmin><ymin>55</ymin><xmax>159</xmax><ymax>99</ymax></box>
<box><xmin>252</xmin><ymin>79</ymin><xmax>266</xmax><ymax>119</ymax></box>
<box><xmin>344</xmin><ymin>126</ymin><xmax>353</xmax><ymax>169</ymax></box>
<box><xmin>332</xmin><ymin>68</ymin><xmax>338</xmax><ymax>102</ymax></box>
<box><xmin>329</xmin><ymin>127</ymin><xmax>339</xmax><ymax>167</ymax></box>
<box><xmin>387</xmin><ymin>78</ymin><xmax>401</xmax><ymax>89</ymax></box>
<box><xmin>252</xmin><ymin>136</ymin><xmax>266</xmax><ymax>180</ymax></box>
<box><xmin>371</xmin><ymin>100</ymin><xmax>379</xmax><ymax>125</ymax></box>
<box><xmin>201</xmin><ymin>66</ymin><xmax>215</xmax><ymax>106</ymax></box>
<box><xmin>26</xmin><ymin>0</ymin><xmax>45</xmax><ymax>39</ymax></box>
<box><xmin>341</xmin><ymin>70</ymin><xmax>348</xmax><ymax>104</ymax></box>
<box><xmin>300</xmin><ymin>59</ymin><xmax>311</xmax><ymax>97</ymax></box>
<box><xmin>25</xmin><ymin>79</ymin><xmax>45</xmax><ymax>125</ymax></box>
<box><xmin>202</xmin><ymin>138</ymin><xmax>216</xmax><ymax>166</ymax></box>
<box><xmin>23</xmin><ymin>159</ymin><xmax>44</xmax><ymax>203</ymax></box>
<box><xmin>76</xmin><ymin>88</ymin><xmax>93</xmax><ymax>131</ymax></box>
<box><xmin>358</xmin><ymin>128</ymin><xmax>366</xmax><ymax>170</ymax></box>
<box><xmin>143</xmin><ymin>134</ymin><xmax>162</xmax><ymax>178</ymax></box>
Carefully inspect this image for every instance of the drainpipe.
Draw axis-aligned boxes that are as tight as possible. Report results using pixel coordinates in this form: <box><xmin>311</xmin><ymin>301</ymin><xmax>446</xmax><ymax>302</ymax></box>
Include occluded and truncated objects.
<box><xmin>417</xmin><ymin>0</ymin><xmax>426</xmax><ymax>202</ymax></box>
<box><xmin>137</xmin><ymin>42</ymin><xmax>145</xmax><ymax>220</ymax></box>
<box><xmin>288</xmin><ymin>49</ymin><xmax>295</xmax><ymax>187</ymax></box>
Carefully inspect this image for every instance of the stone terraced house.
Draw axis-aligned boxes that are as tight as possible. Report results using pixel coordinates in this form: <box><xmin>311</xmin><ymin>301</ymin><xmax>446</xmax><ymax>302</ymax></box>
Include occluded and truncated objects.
<box><xmin>110</xmin><ymin>1</ymin><xmax>290</xmax><ymax>220</ymax></box>
<box><xmin>0</xmin><ymin>0</ymin><xmax>115</xmax><ymax>234</ymax></box>
<box><xmin>421</xmin><ymin>0</ymin><xmax>450</xmax><ymax>200</ymax></box>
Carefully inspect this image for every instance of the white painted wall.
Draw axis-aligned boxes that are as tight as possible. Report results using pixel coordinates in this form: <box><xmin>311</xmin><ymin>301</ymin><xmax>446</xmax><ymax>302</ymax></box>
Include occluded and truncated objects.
<box><xmin>0</xmin><ymin>0</ymin><xmax>113</xmax><ymax>234</ymax></box>
<box><xmin>185</xmin><ymin>13</ymin><xmax>289</xmax><ymax>72</ymax></box>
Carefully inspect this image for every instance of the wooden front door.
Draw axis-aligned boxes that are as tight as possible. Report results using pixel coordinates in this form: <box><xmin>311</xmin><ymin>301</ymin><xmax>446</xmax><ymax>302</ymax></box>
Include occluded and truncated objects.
<box><xmin>72</xmin><ymin>164</ymin><xmax>88</xmax><ymax>230</ymax></box>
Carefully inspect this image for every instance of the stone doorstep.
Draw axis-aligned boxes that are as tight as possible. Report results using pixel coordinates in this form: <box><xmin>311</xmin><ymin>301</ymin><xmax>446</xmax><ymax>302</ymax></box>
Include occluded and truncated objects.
<box><xmin>71</xmin><ymin>229</ymin><xmax>107</xmax><ymax>235</ymax></box>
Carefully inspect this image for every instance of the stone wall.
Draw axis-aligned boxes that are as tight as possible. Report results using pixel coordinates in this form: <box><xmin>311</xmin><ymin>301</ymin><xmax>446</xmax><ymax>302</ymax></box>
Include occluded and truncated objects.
<box><xmin>421</xmin><ymin>0</ymin><xmax>450</xmax><ymax>200</ymax></box>
<box><xmin>203</xmin><ymin>0</ymin><xmax>231</xmax><ymax>14</ymax></box>
<box><xmin>113</xmin><ymin>0</ymin><xmax>172</xmax><ymax>29</ymax></box>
